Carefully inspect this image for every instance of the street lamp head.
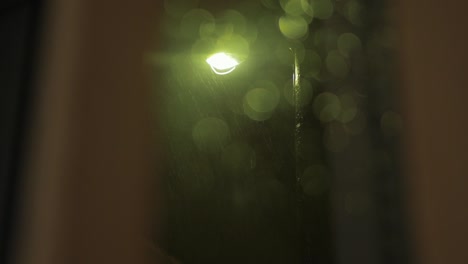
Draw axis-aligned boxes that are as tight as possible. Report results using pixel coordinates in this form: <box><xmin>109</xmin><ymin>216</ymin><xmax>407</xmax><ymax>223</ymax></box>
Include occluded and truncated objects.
<box><xmin>206</xmin><ymin>52</ymin><xmax>240</xmax><ymax>75</ymax></box>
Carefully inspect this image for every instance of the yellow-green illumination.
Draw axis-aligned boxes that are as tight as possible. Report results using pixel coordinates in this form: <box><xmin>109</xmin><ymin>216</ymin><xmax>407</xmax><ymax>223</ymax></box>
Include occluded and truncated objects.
<box><xmin>206</xmin><ymin>52</ymin><xmax>240</xmax><ymax>75</ymax></box>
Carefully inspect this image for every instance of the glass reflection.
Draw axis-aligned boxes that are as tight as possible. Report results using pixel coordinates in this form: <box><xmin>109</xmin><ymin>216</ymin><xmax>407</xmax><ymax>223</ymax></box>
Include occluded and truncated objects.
<box><xmin>154</xmin><ymin>0</ymin><xmax>407</xmax><ymax>263</ymax></box>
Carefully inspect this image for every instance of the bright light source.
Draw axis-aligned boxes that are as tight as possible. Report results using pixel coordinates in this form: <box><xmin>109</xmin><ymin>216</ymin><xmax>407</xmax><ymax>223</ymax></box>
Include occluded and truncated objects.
<box><xmin>206</xmin><ymin>52</ymin><xmax>240</xmax><ymax>75</ymax></box>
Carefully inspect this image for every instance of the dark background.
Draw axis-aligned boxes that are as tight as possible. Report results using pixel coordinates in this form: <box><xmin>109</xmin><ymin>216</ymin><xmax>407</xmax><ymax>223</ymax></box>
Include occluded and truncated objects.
<box><xmin>0</xmin><ymin>0</ymin><xmax>42</xmax><ymax>262</ymax></box>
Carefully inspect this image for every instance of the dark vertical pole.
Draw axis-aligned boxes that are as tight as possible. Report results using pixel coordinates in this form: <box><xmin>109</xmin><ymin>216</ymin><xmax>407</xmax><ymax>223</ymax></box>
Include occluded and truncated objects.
<box><xmin>293</xmin><ymin>48</ymin><xmax>310</xmax><ymax>263</ymax></box>
<box><xmin>293</xmin><ymin>49</ymin><xmax>302</xmax><ymax>169</ymax></box>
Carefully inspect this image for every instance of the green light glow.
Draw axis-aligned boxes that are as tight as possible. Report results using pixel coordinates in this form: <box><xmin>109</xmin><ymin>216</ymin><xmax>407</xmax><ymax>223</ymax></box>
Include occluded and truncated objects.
<box><xmin>206</xmin><ymin>52</ymin><xmax>240</xmax><ymax>75</ymax></box>
<box><xmin>278</xmin><ymin>15</ymin><xmax>308</xmax><ymax>39</ymax></box>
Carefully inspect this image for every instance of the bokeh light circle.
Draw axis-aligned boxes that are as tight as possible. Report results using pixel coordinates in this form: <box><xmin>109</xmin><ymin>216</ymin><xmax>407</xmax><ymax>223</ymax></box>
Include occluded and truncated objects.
<box><xmin>216</xmin><ymin>34</ymin><xmax>250</xmax><ymax>59</ymax></box>
<box><xmin>192</xmin><ymin>117</ymin><xmax>230</xmax><ymax>152</ymax></box>
<box><xmin>180</xmin><ymin>9</ymin><xmax>215</xmax><ymax>40</ymax></box>
<box><xmin>338</xmin><ymin>33</ymin><xmax>362</xmax><ymax>58</ymax></box>
<box><xmin>338</xmin><ymin>93</ymin><xmax>358</xmax><ymax>123</ymax></box>
<box><xmin>278</xmin><ymin>15</ymin><xmax>309</xmax><ymax>39</ymax></box>
<box><xmin>218</xmin><ymin>9</ymin><xmax>248</xmax><ymax>35</ymax></box>
<box><xmin>302</xmin><ymin>50</ymin><xmax>322</xmax><ymax>78</ymax></box>
<box><xmin>280</xmin><ymin>0</ymin><xmax>305</xmax><ymax>16</ymax></box>
<box><xmin>307</xmin><ymin>0</ymin><xmax>334</xmax><ymax>20</ymax></box>
<box><xmin>326</xmin><ymin>50</ymin><xmax>349</xmax><ymax>78</ymax></box>
<box><xmin>313</xmin><ymin>92</ymin><xmax>341</xmax><ymax>122</ymax></box>
<box><xmin>246</xmin><ymin>88</ymin><xmax>280</xmax><ymax>113</ymax></box>
<box><xmin>346</xmin><ymin>1</ymin><xmax>363</xmax><ymax>26</ymax></box>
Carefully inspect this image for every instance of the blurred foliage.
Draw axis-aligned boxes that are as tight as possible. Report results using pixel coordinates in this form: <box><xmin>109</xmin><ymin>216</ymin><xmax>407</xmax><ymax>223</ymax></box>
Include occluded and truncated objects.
<box><xmin>153</xmin><ymin>0</ymin><xmax>407</xmax><ymax>263</ymax></box>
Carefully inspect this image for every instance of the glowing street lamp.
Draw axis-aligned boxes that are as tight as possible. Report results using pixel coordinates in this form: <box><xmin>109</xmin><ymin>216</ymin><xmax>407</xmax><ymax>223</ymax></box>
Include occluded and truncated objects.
<box><xmin>206</xmin><ymin>52</ymin><xmax>240</xmax><ymax>75</ymax></box>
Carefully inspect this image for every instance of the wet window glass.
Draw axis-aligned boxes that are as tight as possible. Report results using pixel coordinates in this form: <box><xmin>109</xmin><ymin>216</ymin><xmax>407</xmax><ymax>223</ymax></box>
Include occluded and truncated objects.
<box><xmin>151</xmin><ymin>0</ymin><xmax>407</xmax><ymax>263</ymax></box>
